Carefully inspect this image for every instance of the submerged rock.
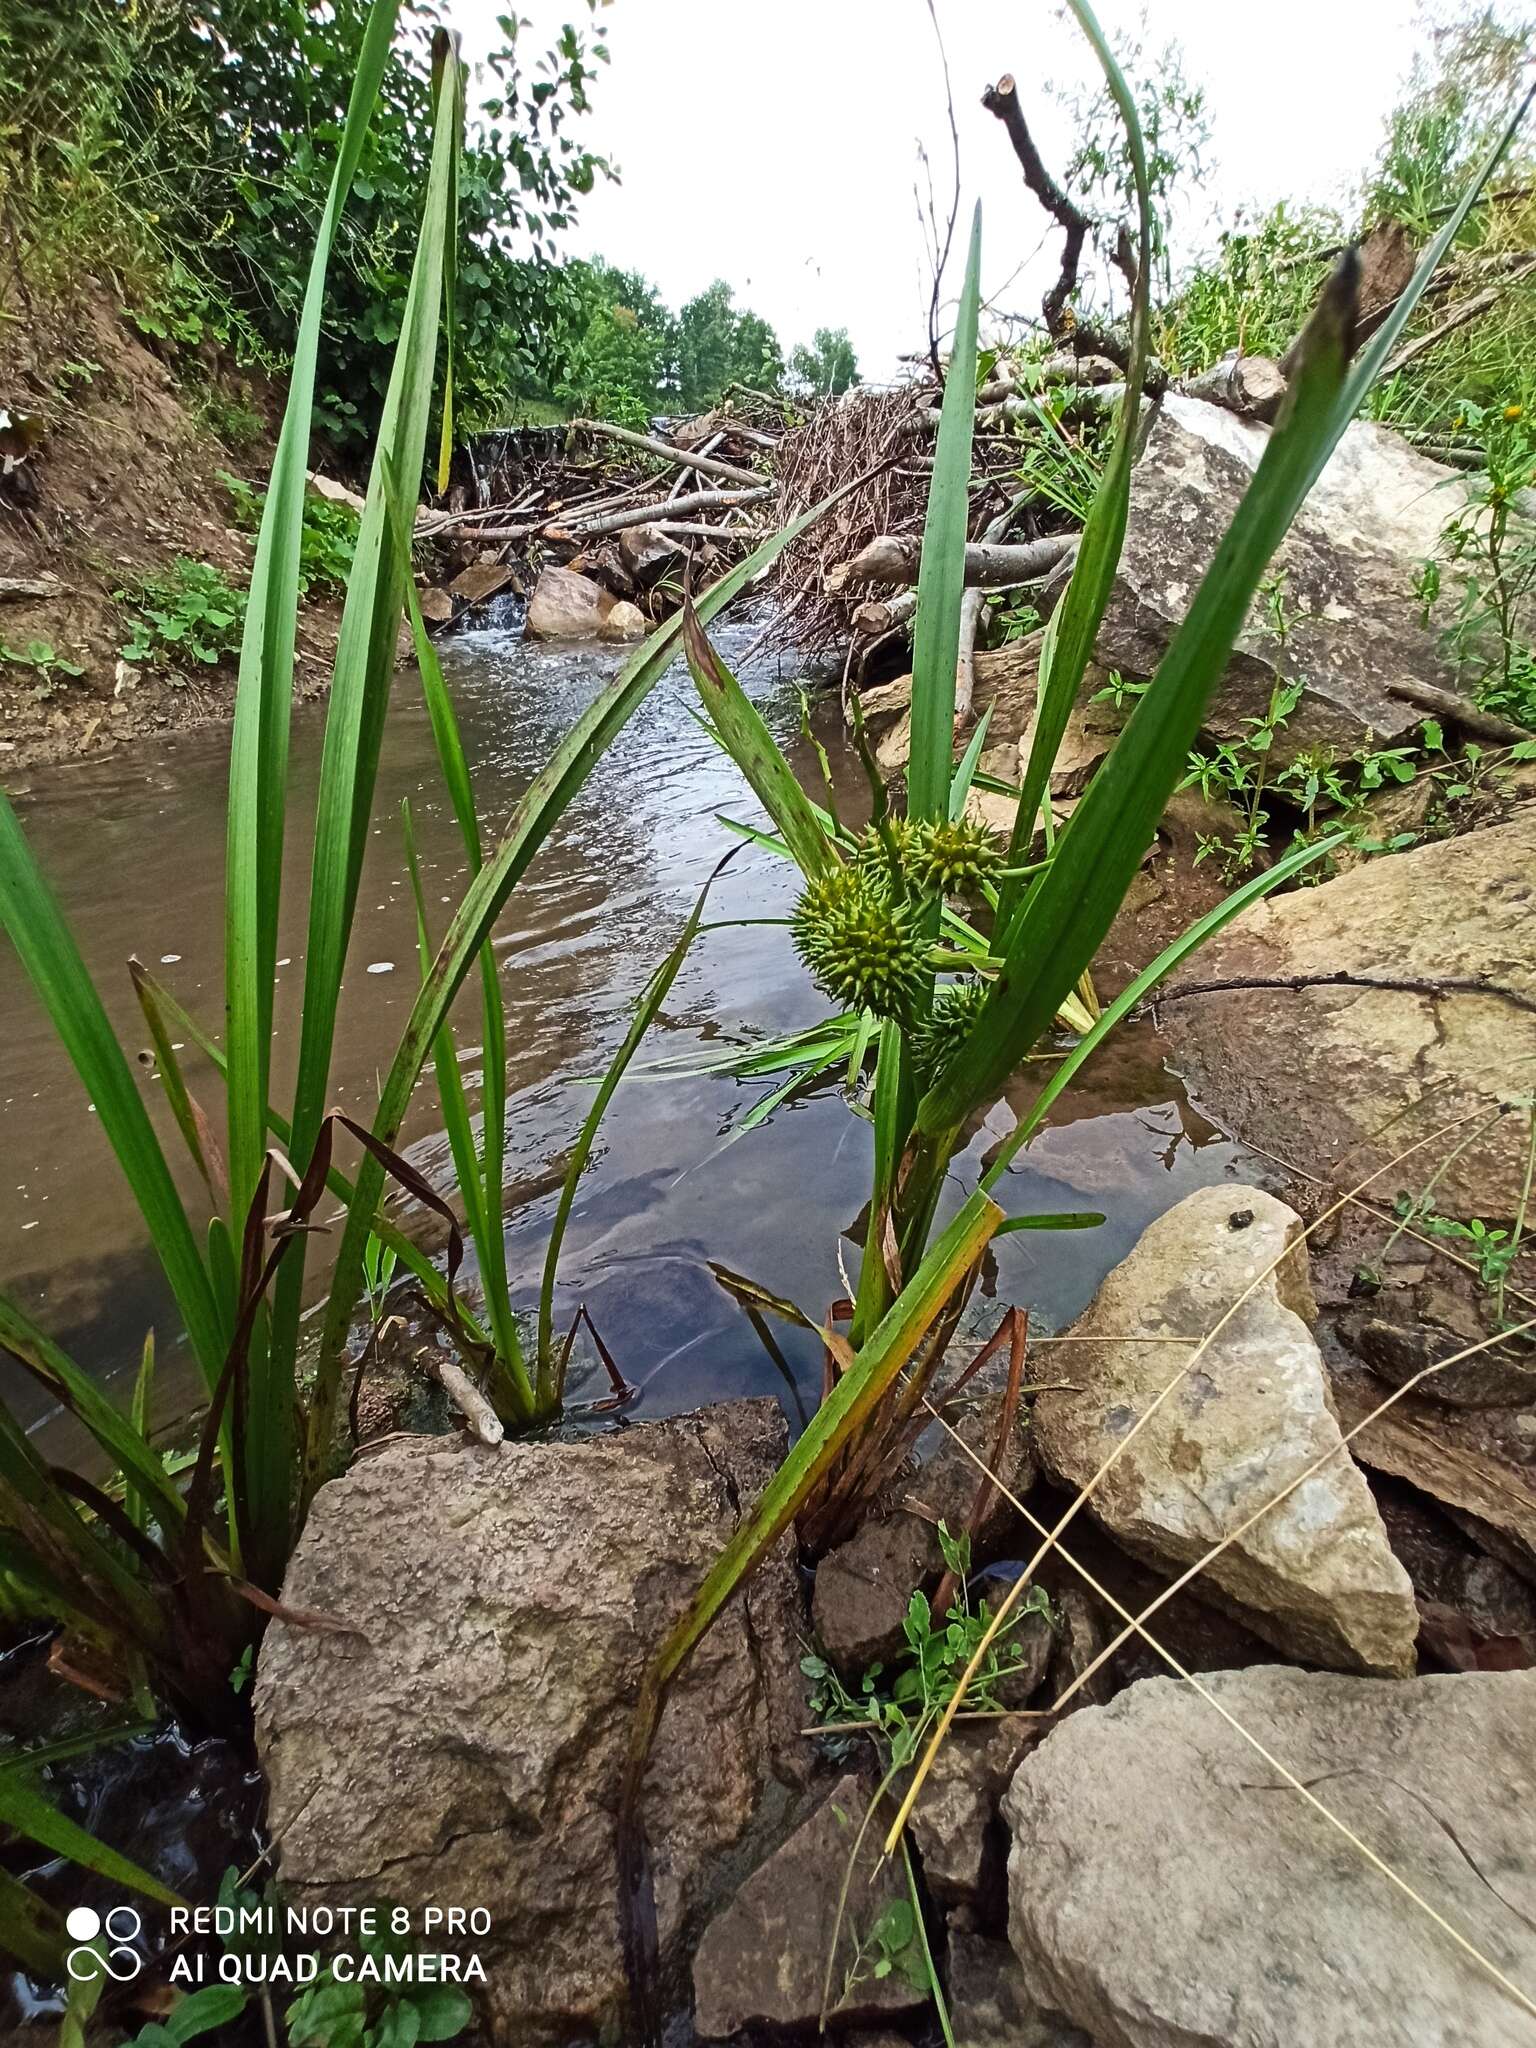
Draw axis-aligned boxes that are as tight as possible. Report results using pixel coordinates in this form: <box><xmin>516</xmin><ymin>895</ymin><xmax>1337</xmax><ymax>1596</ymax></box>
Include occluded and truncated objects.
<box><xmin>1028</xmin><ymin>1185</ymin><xmax>1418</xmax><ymax>1675</ymax></box>
<box><xmin>525</xmin><ymin>563</ymin><xmax>612</xmax><ymax>639</ymax></box>
<box><xmin>1165</xmin><ymin>812</ymin><xmax>1536</xmax><ymax>1219</ymax></box>
<box><xmin>1002</xmin><ymin>1666</ymin><xmax>1536</xmax><ymax>2047</ymax></box>
<box><xmin>254</xmin><ymin>1401</ymin><xmax>807</xmax><ymax>2046</ymax></box>
<box><xmin>691</xmin><ymin>1771</ymin><xmax>927</xmax><ymax>2036</ymax></box>
<box><xmin>1097</xmin><ymin>396</ymin><xmax>1472</xmax><ymax>757</ymax></box>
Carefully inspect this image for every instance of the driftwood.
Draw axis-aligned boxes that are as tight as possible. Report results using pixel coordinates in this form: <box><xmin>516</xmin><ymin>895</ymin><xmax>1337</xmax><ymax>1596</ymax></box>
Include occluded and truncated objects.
<box><xmin>966</xmin><ymin>386</ymin><xmax>1132</xmax><ymax>432</ymax></box>
<box><xmin>956</xmin><ymin>491</ymin><xmax>1035</xmax><ymax>725</ymax></box>
<box><xmin>432</xmin><ymin>1356</ymin><xmax>505</xmax><ymax>1447</ymax></box>
<box><xmin>569</xmin><ymin>416</ymin><xmax>764</xmax><ymax>488</ymax></box>
<box><xmin>1383</xmin><ymin>675</ymin><xmax>1534</xmax><ymax>746</ymax></box>
<box><xmin>975</xmin><ymin>354</ymin><xmax>1121</xmax><ymax>405</ymax></box>
<box><xmin>1381</xmin><ymin>257</ymin><xmax>1536</xmax><ymax>380</ymax></box>
<box><xmin>568</xmin><ymin>484</ymin><xmax>774</xmax><ymax>537</ymax></box>
<box><xmin>982</xmin><ymin>73</ymin><xmax>1092</xmax><ymax>335</ymax></box>
<box><xmin>1180</xmin><ymin>353</ymin><xmax>1288</xmax><ymax>422</ymax></box>
<box><xmin>836</xmin><ymin>532</ymin><xmax>1076</xmax><ymax>590</ymax></box>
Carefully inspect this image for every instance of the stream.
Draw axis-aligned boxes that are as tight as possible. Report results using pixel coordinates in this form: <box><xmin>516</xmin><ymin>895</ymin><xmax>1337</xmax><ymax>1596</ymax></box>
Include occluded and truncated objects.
<box><xmin>1</xmin><ymin>620</ymin><xmax>1249</xmax><ymax>1442</ymax></box>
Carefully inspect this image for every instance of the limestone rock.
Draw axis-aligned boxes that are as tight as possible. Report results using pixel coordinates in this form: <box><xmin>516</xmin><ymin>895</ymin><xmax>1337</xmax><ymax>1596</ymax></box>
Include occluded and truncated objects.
<box><xmin>948</xmin><ymin>1925</ymin><xmax>1095</xmax><ymax>2048</ymax></box>
<box><xmin>1003</xmin><ymin>1666</ymin><xmax>1536</xmax><ymax>2047</ymax></box>
<box><xmin>1164</xmin><ymin>813</ymin><xmax>1536</xmax><ymax>1218</ymax></box>
<box><xmin>909</xmin><ymin>1716</ymin><xmax>1041</xmax><ymax>1914</ymax></box>
<box><xmin>448</xmin><ymin>562</ymin><xmax>515</xmax><ymax>605</ymax></box>
<box><xmin>619</xmin><ymin>523</ymin><xmax>679</xmax><ymax>580</ymax></box>
<box><xmin>598</xmin><ymin>597</ymin><xmax>647</xmax><ymax>643</ymax></box>
<box><xmin>254</xmin><ymin>1401</ymin><xmax>807</xmax><ymax>2047</ymax></box>
<box><xmin>1029</xmin><ymin>1185</ymin><xmax>1418</xmax><ymax>1675</ymax></box>
<box><xmin>415</xmin><ymin>585</ymin><xmax>453</xmax><ymax>624</ymax></box>
<box><xmin>691</xmin><ymin>1772</ymin><xmax>927</xmax><ymax>2037</ymax></box>
<box><xmin>1098</xmin><ymin>396</ymin><xmax>1473</xmax><ymax>757</ymax></box>
<box><xmin>1348</xmin><ymin>1282</ymin><xmax>1536</xmax><ymax>1409</ymax></box>
<box><xmin>525</xmin><ymin>564</ymin><xmax>611</xmax><ymax>639</ymax></box>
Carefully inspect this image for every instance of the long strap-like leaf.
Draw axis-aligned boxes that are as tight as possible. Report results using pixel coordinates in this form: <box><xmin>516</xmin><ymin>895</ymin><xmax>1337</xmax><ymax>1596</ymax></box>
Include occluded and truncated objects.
<box><xmin>301</xmin><ymin>478</ymin><xmax>873</xmax><ymax>1507</ymax></box>
<box><xmin>224</xmin><ymin>0</ymin><xmax>402</xmax><ymax>1228</ymax></box>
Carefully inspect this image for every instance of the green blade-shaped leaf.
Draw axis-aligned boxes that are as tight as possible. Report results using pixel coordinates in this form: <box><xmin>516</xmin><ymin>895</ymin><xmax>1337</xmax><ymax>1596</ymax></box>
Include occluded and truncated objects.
<box><xmin>0</xmin><ymin>1298</ymin><xmax>184</xmax><ymax>1536</ymax></box>
<box><xmin>683</xmin><ymin>608</ymin><xmax>836</xmax><ymax>882</ymax></box>
<box><xmin>981</xmin><ymin>830</ymin><xmax>1349</xmax><ymax>1192</ymax></box>
<box><xmin>918</xmin><ymin>258</ymin><xmax>1362</xmax><ymax>1145</ymax></box>
<box><xmin>1000</xmin><ymin>5</ymin><xmax>1153</xmax><ymax>923</ymax></box>
<box><xmin>263</xmin><ymin>39</ymin><xmax>465</xmax><ymax>1575</ymax></box>
<box><xmin>224</xmin><ymin>0</ymin><xmax>402</xmax><ymax>1226</ymax></box>
<box><xmin>907</xmin><ymin>203</ymin><xmax>982</xmax><ymax>825</ymax></box>
<box><xmin>301</xmin><ymin>478</ymin><xmax>872</xmax><ymax>1503</ymax></box>
<box><xmin>535</xmin><ymin>858</ymin><xmax>724</xmax><ymax>1394</ymax></box>
<box><xmin>0</xmin><ymin>1772</ymin><xmax>185</xmax><ymax>1908</ymax></box>
<box><xmin>0</xmin><ymin>800</ymin><xmax>223</xmax><ymax>1386</ymax></box>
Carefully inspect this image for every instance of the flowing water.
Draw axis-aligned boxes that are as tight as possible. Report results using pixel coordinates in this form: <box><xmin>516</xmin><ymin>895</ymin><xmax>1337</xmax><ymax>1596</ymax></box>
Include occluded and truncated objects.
<box><xmin>0</xmin><ymin>621</ymin><xmax>1247</xmax><ymax>1441</ymax></box>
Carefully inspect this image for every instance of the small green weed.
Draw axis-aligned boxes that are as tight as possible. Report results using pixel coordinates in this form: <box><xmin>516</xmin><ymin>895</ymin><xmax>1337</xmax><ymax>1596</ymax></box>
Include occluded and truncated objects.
<box><xmin>222</xmin><ymin>472</ymin><xmax>360</xmax><ymax>594</ymax></box>
<box><xmin>287</xmin><ymin>1928</ymin><xmax>472</xmax><ymax>2048</ymax></box>
<box><xmin>1419</xmin><ymin>401</ymin><xmax>1536</xmax><ymax>730</ymax></box>
<box><xmin>0</xmin><ymin>639</ymin><xmax>85</xmax><ymax>699</ymax></box>
<box><xmin>1391</xmin><ymin>1196</ymin><xmax>1527</xmax><ymax>1324</ymax></box>
<box><xmin>804</xmin><ymin>1524</ymin><xmax>1052</xmax><ymax>1764</ymax></box>
<box><xmin>195</xmin><ymin>387</ymin><xmax>267</xmax><ymax>455</ymax></box>
<box><xmin>116</xmin><ymin>558</ymin><xmax>247</xmax><ymax>673</ymax></box>
<box><xmin>984</xmin><ymin>591</ymin><xmax>1043</xmax><ymax>646</ymax></box>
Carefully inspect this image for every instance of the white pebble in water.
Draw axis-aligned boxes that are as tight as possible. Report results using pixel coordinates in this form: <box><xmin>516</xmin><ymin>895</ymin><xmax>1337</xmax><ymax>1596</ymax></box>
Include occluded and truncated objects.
<box><xmin>160</xmin><ymin>953</ymin><xmax>181</xmax><ymax>964</ymax></box>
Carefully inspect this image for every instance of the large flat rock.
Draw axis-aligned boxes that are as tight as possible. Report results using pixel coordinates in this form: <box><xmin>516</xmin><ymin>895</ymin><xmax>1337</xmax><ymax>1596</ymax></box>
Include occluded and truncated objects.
<box><xmin>1098</xmin><ymin>396</ymin><xmax>1472</xmax><ymax>756</ymax></box>
<box><xmin>1029</xmin><ymin>1185</ymin><xmax>1417</xmax><ymax>1675</ymax></box>
<box><xmin>1165</xmin><ymin>812</ymin><xmax>1536</xmax><ymax>1218</ymax></box>
<box><xmin>254</xmin><ymin>1402</ymin><xmax>806</xmax><ymax>2046</ymax></box>
<box><xmin>1003</xmin><ymin>1665</ymin><xmax>1536</xmax><ymax>2047</ymax></box>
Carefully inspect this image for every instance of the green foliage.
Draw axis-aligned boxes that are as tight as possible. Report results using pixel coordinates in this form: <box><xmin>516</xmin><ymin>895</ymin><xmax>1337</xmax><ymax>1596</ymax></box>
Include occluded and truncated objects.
<box><xmin>222</xmin><ymin>473</ymin><xmax>362</xmax><ymax>594</ymax></box>
<box><xmin>0</xmin><ymin>639</ymin><xmax>84</xmax><ymax>698</ymax></box>
<box><xmin>791</xmin><ymin>327</ymin><xmax>860</xmax><ymax>397</ymax></box>
<box><xmin>677</xmin><ymin>280</ymin><xmax>784</xmax><ymax>411</ymax></box>
<box><xmin>1421</xmin><ymin>401</ymin><xmax>1536</xmax><ymax>726</ymax></box>
<box><xmin>1365</xmin><ymin>8</ymin><xmax>1534</xmax><ymax>233</ymax></box>
<box><xmin>1157</xmin><ymin>202</ymin><xmax>1343</xmax><ymax>373</ymax></box>
<box><xmin>287</xmin><ymin>1931</ymin><xmax>472</xmax><ymax>2048</ymax></box>
<box><xmin>116</xmin><ymin>560</ymin><xmax>248</xmax><ymax>673</ymax></box>
<box><xmin>122</xmin><ymin>1985</ymin><xmax>248</xmax><ymax>2048</ymax></box>
<box><xmin>1</xmin><ymin>0</ymin><xmax>612</xmax><ymax>448</ymax></box>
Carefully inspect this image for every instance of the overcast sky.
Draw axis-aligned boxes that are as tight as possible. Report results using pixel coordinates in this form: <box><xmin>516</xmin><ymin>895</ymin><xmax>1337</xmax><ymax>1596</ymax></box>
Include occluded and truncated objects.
<box><xmin>457</xmin><ymin>0</ymin><xmax>1430</xmax><ymax>379</ymax></box>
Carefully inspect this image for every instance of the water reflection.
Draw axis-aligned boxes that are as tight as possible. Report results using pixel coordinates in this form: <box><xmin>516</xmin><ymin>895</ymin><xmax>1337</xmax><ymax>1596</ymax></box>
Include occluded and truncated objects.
<box><xmin>0</xmin><ymin>623</ymin><xmax>1242</xmax><ymax>1438</ymax></box>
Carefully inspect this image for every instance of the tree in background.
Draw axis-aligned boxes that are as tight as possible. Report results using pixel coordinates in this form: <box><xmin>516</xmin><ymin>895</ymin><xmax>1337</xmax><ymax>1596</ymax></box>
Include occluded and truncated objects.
<box><xmin>0</xmin><ymin>0</ymin><xmax>612</xmax><ymax>449</ymax></box>
<box><xmin>676</xmin><ymin>281</ymin><xmax>784</xmax><ymax>410</ymax></box>
<box><xmin>790</xmin><ymin>327</ymin><xmax>860</xmax><ymax>396</ymax></box>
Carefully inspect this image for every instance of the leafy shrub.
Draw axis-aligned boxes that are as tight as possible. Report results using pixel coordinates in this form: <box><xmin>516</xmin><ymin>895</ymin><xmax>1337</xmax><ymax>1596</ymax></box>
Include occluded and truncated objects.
<box><xmin>116</xmin><ymin>558</ymin><xmax>247</xmax><ymax>672</ymax></box>
<box><xmin>222</xmin><ymin>473</ymin><xmax>361</xmax><ymax>593</ymax></box>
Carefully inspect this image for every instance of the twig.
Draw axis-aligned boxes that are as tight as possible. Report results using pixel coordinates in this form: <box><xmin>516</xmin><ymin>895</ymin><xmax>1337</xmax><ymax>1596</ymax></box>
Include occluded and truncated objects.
<box><xmin>838</xmin><ymin>532</ymin><xmax>1075</xmax><ymax>591</ymax></box>
<box><xmin>1384</xmin><ymin>674</ymin><xmax>1533</xmax><ymax>745</ymax></box>
<box><xmin>566</xmin><ymin>485</ymin><xmax>774</xmax><ymax>538</ymax></box>
<box><xmin>1382</xmin><ymin>259</ymin><xmax>1536</xmax><ymax>380</ymax></box>
<box><xmin>569</xmin><ymin>416</ymin><xmax>764</xmax><ymax>487</ymax></box>
<box><xmin>982</xmin><ymin>73</ymin><xmax>1092</xmax><ymax>334</ymax></box>
<box><xmin>432</xmin><ymin>1356</ymin><xmax>505</xmax><ymax>1446</ymax></box>
<box><xmin>1153</xmin><ymin>970</ymin><xmax>1536</xmax><ymax>1021</ymax></box>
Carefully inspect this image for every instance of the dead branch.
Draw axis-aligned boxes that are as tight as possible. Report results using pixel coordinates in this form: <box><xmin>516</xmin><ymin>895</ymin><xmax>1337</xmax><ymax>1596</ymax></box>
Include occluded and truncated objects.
<box><xmin>1381</xmin><ymin>257</ymin><xmax>1536</xmax><ymax>379</ymax></box>
<box><xmin>837</xmin><ymin>532</ymin><xmax>1076</xmax><ymax>590</ymax></box>
<box><xmin>982</xmin><ymin>72</ymin><xmax>1091</xmax><ymax>335</ymax></box>
<box><xmin>569</xmin><ymin>417</ymin><xmax>765</xmax><ymax>488</ymax></box>
<box><xmin>649</xmin><ymin>520</ymin><xmax>774</xmax><ymax>541</ymax></box>
<box><xmin>432</xmin><ymin>1356</ymin><xmax>505</xmax><ymax>1447</ymax></box>
<box><xmin>1383</xmin><ymin>675</ymin><xmax>1533</xmax><ymax>745</ymax></box>
<box><xmin>567</xmin><ymin>485</ymin><xmax>774</xmax><ymax>537</ymax></box>
<box><xmin>976</xmin><ymin>354</ymin><xmax>1121</xmax><ymax>404</ymax></box>
<box><xmin>1179</xmin><ymin>353</ymin><xmax>1289</xmax><ymax>421</ymax></box>
<box><xmin>956</xmin><ymin>491</ymin><xmax>1036</xmax><ymax>723</ymax></box>
<box><xmin>965</xmin><ymin>386</ymin><xmax>1132</xmax><ymax>433</ymax></box>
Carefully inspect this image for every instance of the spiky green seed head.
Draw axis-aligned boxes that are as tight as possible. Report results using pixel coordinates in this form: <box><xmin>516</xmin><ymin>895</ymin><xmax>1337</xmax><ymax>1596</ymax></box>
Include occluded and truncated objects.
<box><xmin>909</xmin><ymin>817</ymin><xmax>1005</xmax><ymax>895</ymax></box>
<box><xmin>851</xmin><ymin>817</ymin><xmax>917</xmax><ymax>887</ymax></box>
<box><xmin>792</xmin><ymin>866</ymin><xmax>928</xmax><ymax>1027</ymax></box>
<box><xmin>911</xmin><ymin>976</ymin><xmax>989</xmax><ymax>1081</ymax></box>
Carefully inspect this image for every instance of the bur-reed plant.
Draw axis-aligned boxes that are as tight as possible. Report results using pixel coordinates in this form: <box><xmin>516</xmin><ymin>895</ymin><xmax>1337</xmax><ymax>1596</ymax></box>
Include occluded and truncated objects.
<box><xmin>618</xmin><ymin>17</ymin><xmax>1531</xmax><ymax>2035</ymax></box>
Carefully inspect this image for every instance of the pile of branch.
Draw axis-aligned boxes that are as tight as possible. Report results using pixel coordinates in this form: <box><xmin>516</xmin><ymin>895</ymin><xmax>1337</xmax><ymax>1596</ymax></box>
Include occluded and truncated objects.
<box><xmin>420</xmin><ymin>404</ymin><xmax>791</xmax><ymax>624</ymax></box>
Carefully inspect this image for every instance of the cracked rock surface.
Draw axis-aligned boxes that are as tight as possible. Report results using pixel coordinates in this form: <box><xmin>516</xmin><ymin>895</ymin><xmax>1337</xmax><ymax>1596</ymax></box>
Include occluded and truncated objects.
<box><xmin>1164</xmin><ymin>811</ymin><xmax>1536</xmax><ymax>1219</ymax></box>
<box><xmin>254</xmin><ymin>1401</ymin><xmax>807</xmax><ymax>2045</ymax></box>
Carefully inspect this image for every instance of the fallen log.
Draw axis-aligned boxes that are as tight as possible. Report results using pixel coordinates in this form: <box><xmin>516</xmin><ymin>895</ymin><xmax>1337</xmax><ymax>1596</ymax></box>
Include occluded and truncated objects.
<box><xmin>836</xmin><ymin>532</ymin><xmax>1076</xmax><ymax>590</ymax></box>
<box><xmin>1179</xmin><ymin>353</ymin><xmax>1288</xmax><ymax>421</ymax></box>
<box><xmin>567</xmin><ymin>485</ymin><xmax>774</xmax><ymax>538</ymax></box>
<box><xmin>976</xmin><ymin>353</ymin><xmax>1121</xmax><ymax>404</ymax></box>
<box><xmin>957</xmin><ymin>491</ymin><xmax>1034</xmax><ymax>724</ymax></box>
<box><xmin>1381</xmin><ymin>259</ymin><xmax>1536</xmax><ymax>380</ymax></box>
<box><xmin>569</xmin><ymin>416</ymin><xmax>765</xmax><ymax>488</ymax></box>
<box><xmin>965</xmin><ymin>386</ymin><xmax>1132</xmax><ymax>432</ymax></box>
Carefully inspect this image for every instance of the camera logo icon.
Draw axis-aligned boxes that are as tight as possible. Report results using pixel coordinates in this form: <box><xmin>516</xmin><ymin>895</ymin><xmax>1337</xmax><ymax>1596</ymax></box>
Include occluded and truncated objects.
<box><xmin>65</xmin><ymin>1906</ymin><xmax>143</xmax><ymax>1983</ymax></box>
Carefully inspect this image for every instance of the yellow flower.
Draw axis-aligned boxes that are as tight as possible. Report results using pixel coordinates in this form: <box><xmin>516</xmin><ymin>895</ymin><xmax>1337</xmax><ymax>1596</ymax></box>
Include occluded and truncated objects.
<box><xmin>1504</xmin><ymin>404</ymin><xmax>1523</xmax><ymax>421</ymax></box>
